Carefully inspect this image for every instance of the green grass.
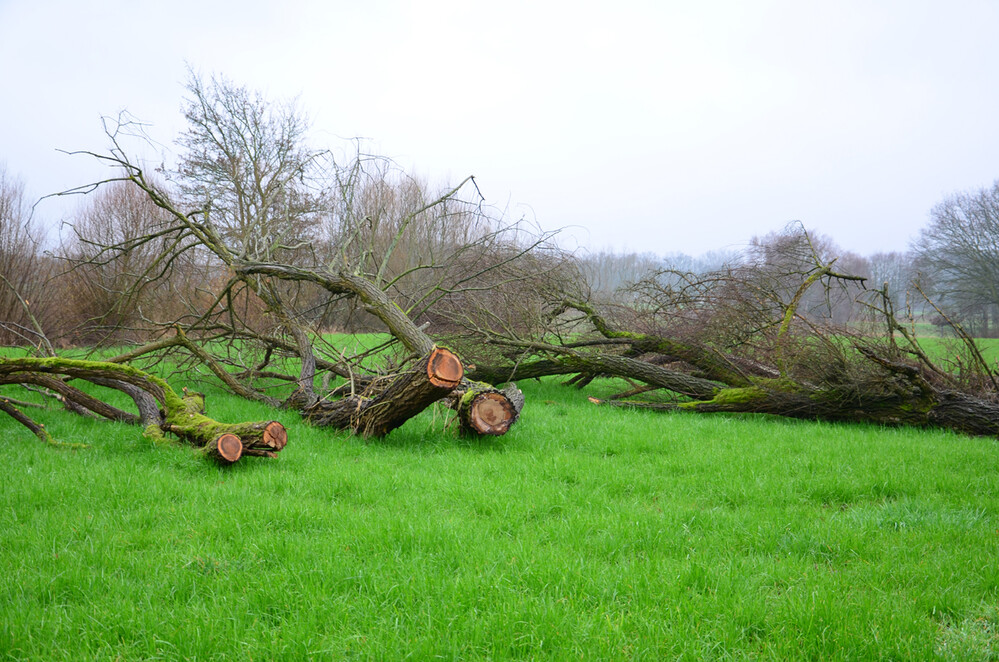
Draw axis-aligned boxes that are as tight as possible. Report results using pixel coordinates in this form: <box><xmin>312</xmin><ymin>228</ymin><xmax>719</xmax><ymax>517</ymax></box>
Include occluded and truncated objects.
<box><xmin>913</xmin><ymin>336</ymin><xmax>999</xmax><ymax>371</ymax></box>
<box><xmin>2</xmin><ymin>375</ymin><xmax>999</xmax><ymax>659</ymax></box>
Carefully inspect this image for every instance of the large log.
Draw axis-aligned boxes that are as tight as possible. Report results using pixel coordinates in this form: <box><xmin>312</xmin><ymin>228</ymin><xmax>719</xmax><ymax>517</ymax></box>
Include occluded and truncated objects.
<box><xmin>304</xmin><ymin>347</ymin><xmax>464</xmax><ymax>437</ymax></box>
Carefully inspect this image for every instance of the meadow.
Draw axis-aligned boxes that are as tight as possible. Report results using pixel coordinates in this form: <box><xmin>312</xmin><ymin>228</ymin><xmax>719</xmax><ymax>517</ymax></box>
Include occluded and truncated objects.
<box><xmin>2</xmin><ymin>369</ymin><xmax>998</xmax><ymax>660</ymax></box>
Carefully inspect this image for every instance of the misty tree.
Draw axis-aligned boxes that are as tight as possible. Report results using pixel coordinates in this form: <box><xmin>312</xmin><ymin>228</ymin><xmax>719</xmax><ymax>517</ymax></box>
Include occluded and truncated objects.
<box><xmin>865</xmin><ymin>251</ymin><xmax>915</xmax><ymax>301</ymax></box>
<box><xmin>577</xmin><ymin>249</ymin><xmax>737</xmax><ymax>299</ymax></box>
<box><xmin>912</xmin><ymin>181</ymin><xmax>999</xmax><ymax>337</ymax></box>
<box><xmin>0</xmin><ymin>164</ymin><xmax>53</xmax><ymax>347</ymax></box>
<box><xmin>576</xmin><ymin>250</ymin><xmax>661</xmax><ymax>296</ymax></box>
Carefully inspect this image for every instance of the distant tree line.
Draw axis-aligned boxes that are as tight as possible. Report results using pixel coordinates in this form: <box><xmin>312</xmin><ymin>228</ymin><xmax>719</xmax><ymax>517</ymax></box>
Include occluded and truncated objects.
<box><xmin>576</xmin><ymin>189</ymin><xmax>999</xmax><ymax>339</ymax></box>
<box><xmin>4</xmin><ymin>171</ymin><xmax>999</xmax><ymax>345</ymax></box>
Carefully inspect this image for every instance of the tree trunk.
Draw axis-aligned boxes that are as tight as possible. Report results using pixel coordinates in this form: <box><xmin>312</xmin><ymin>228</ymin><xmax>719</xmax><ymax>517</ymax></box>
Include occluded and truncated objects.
<box><xmin>159</xmin><ymin>391</ymin><xmax>289</xmax><ymax>457</ymax></box>
<box><xmin>303</xmin><ymin>347</ymin><xmax>463</xmax><ymax>437</ymax></box>
<box><xmin>591</xmin><ymin>382</ymin><xmax>999</xmax><ymax>438</ymax></box>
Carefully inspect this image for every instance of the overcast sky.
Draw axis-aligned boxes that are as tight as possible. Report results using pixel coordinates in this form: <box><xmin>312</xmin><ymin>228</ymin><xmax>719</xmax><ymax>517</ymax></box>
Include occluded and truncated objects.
<box><xmin>2</xmin><ymin>0</ymin><xmax>998</xmax><ymax>257</ymax></box>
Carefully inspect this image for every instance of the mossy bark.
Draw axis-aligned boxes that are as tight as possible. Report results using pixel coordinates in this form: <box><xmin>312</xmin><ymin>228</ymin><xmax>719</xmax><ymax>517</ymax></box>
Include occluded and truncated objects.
<box><xmin>159</xmin><ymin>392</ymin><xmax>288</xmax><ymax>456</ymax></box>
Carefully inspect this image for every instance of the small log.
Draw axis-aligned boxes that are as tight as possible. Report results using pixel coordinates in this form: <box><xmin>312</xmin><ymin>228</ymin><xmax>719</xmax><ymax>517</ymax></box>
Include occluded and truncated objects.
<box><xmin>462</xmin><ymin>392</ymin><xmax>514</xmax><ymax>435</ymax></box>
<box><xmin>201</xmin><ymin>433</ymin><xmax>243</xmax><ymax>465</ymax></box>
<box><xmin>453</xmin><ymin>381</ymin><xmax>524</xmax><ymax>436</ymax></box>
<box><xmin>230</xmin><ymin>420</ymin><xmax>287</xmax><ymax>454</ymax></box>
<box><xmin>211</xmin><ymin>419</ymin><xmax>288</xmax><ymax>449</ymax></box>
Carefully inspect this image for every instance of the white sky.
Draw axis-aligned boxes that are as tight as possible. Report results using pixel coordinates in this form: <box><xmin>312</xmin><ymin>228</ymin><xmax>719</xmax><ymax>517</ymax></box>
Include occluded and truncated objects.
<box><xmin>2</xmin><ymin>0</ymin><xmax>998</xmax><ymax>257</ymax></box>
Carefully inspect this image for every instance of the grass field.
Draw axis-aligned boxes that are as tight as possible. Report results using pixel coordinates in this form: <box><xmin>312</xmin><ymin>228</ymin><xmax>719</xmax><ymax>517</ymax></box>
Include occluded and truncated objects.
<box><xmin>911</xmin><ymin>336</ymin><xmax>999</xmax><ymax>370</ymax></box>
<box><xmin>2</xmin><ymin>371</ymin><xmax>999</xmax><ymax>659</ymax></box>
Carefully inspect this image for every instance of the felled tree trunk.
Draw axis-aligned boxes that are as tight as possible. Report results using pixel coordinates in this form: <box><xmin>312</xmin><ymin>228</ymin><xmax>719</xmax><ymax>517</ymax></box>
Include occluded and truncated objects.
<box><xmin>590</xmin><ymin>380</ymin><xmax>999</xmax><ymax>439</ymax></box>
<box><xmin>214</xmin><ymin>420</ymin><xmax>288</xmax><ymax>457</ymax></box>
<box><xmin>151</xmin><ymin>388</ymin><xmax>288</xmax><ymax>460</ymax></box>
<box><xmin>303</xmin><ymin>346</ymin><xmax>464</xmax><ymax>437</ymax></box>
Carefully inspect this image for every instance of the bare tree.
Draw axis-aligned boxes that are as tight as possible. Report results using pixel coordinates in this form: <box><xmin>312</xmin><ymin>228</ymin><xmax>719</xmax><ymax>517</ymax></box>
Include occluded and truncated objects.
<box><xmin>59</xmin><ymin>179</ymin><xmax>204</xmax><ymax>344</ymax></box>
<box><xmin>865</xmin><ymin>251</ymin><xmax>916</xmax><ymax>305</ymax></box>
<box><xmin>0</xmin><ymin>165</ymin><xmax>54</xmax><ymax>347</ymax></box>
<box><xmin>173</xmin><ymin>69</ymin><xmax>322</xmax><ymax>263</ymax></box>
<box><xmin>912</xmin><ymin>182</ymin><xmax>999</xmax><ymax>337</ymax></box>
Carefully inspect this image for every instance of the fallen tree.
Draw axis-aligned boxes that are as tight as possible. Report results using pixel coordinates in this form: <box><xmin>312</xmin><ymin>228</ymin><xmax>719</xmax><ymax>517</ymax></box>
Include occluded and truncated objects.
<box><xmin>300</xmin><ymin>346</ymin><xmax>463</xmax><ymax>436</ymax></box>
<box><xmin>49</xmin><ymin>76</ymin><xmax>554</xmax><ymax>439</ymax></box>
<box><xmin>449</xmin><ymin>225</ymin><xmax>999</xmax><ymax>442</ymax></box>
<box><xmin>589</xmin><ymin>369</ymin><xmax>999</xmax><ymax>439</ymax></box>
